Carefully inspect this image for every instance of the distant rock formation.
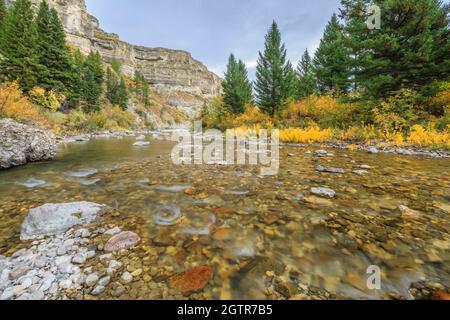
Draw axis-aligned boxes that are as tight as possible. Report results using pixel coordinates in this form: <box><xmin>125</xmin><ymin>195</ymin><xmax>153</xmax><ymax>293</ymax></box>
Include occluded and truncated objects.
<box><xmin>8</xmin><ymin>0</ymin><xmax>222</xmax><ymax>118</ymax></box>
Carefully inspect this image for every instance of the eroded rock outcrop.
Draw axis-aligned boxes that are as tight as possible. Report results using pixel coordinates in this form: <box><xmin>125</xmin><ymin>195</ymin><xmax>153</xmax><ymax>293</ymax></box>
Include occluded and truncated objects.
<box><xmin>0</xmin><ymin>119</ymin><xmax>57</xmax><ymax>169</ymax></box>
<box><xmin>12</xmin><ymin>0</ymin><xmax>221</xmax><ymax>118</ymax></box>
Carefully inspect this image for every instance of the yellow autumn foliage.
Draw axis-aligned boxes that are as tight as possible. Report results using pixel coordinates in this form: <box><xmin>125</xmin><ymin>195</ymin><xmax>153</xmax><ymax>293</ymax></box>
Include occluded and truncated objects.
<box><xmin>0</xmin><ymin>81</ymin><xmax>46</xmax><ymax>124</ymax></box>
<box><xmin>278</xmin><ymin>126</ymin><xmax>334</xmax><ymax>143</ymax></box>
<box><xmin>408</xmin><ymin>125</ymin><xmax>449</xmax><ymax>148</ymax></box>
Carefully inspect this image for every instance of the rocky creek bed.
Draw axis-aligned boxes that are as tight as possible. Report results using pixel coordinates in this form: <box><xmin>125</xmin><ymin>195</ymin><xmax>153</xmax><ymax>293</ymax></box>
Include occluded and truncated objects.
<box><xmin>0</xmin><ymin>133</ymin><xmax>449</xmax><ymax>300</ymax></box>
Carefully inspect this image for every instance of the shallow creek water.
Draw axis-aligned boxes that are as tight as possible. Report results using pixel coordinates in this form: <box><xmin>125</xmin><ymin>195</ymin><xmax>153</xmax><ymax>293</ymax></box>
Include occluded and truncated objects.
<box><xmin>0</xmin><ymin>136</ymin><xmax>449</xmax><ymax>300</ymax></box>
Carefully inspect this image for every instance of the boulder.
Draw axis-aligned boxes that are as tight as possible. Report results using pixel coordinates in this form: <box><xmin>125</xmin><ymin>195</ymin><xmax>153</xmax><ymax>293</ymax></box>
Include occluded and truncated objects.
<box><xmin>0</xmin><ymin>119</ymin><xmax>57</xmax><ymax>169</ymax></box>
<box><xmin>21</xmin><ymin>202</ymin><xmax>107</xmax><ymax>240</ymax></box>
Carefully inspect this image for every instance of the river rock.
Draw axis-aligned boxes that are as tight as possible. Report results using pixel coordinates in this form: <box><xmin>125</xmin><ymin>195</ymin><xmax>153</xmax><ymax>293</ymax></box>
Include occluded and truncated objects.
<box><xmin>20</xmin><ymin>202</ymin><xmax>107</xmax><ymax>240</ymax></box>
<box><xmin>104</xmin><ymin>231</ymin><xmax>141</xmax><ymax>252</ymax></box>
<box><xmin>310</xmin><ymin>187</ymin><xmax>336</xmax><ymax>198</ymax></box>
<box><xmin>169</xmin><ymin>266</ymin><xmax>212</xmax><ymax>294</ymax></box>
<box><xmin>133</xmin><ymin>141</ymin><xmax>150</xmax><ymax>146</ymax></box>
<box><xmin>0</xmin><ymin>119</ymin><xmax>57</xmax><ymax>169</ymax></box>
<box><xmin>120</xmin><ymin>272</ymin><xmax>133</xmax><ymax>285</ymax></box>
<box><xmin>316</xmin><ymin>165</ymin><xmax>345</xmax><ymax>174</ymax></box>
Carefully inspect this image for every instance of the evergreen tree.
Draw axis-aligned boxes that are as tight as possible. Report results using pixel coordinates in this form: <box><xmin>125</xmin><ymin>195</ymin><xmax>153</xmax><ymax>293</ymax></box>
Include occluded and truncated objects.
<box><xmin>0</xmin><ymin>0</ymin><xmax>39</xmax><ymax>91</ymax></box>
<box><xmin>222</xmin><ymin>53</ymin><xmax>253</xmax><ymax>114</ymax></box>
<box><xmin>106</xmin><ymin>67</ymin><xmax>128</xmax><ymax>109</ymax></box>
<box><xmin>65</xmin><ymin>49</ymin><xmax>85</xmax><ymax>108</ymax></box>
<box><xmin>255</xmin><ymin>21</ymin><xmax>294</xmax><ymax>116</ymax></box>
<box><xmin>313</xmin><ymin>14</ymin><xmax>352</xmax><ymax>95</ymax></box>
<box><xmin>116</xmin><ymin>76</ymin><xmax>128</xmax><ymax>110</ymax></box>
<box><xmin>35</xmin><ymin>2</ymin><xmax>71</xmax><ymax>92</ymax></box>
<box><xmin>134</xmin><ymin>71</ymin><xmax>150</xmax><ymax>105</ymax></box>
<box><xmin>82</xmin><ymin>52</ymin><xmax>104</xmax><ymax>112</ymax></box>
<box><xmin>106</xmin><ymin>67</ymin><xmax>119</xmax><ymax>104</ymax></box>
<box><xmin>296</xmin><ymin>49</ymin><xmax>317</xmax><ymax>98</ymax></box>
<box><xmin>0</xmin><ymin>0</ymin><xmax>6</xmax><ymax>27</ymax></box>
<box><xmin>340</xmin><ymin>0</ymin><xmax>450</xmax><ymax>100</ymax></box>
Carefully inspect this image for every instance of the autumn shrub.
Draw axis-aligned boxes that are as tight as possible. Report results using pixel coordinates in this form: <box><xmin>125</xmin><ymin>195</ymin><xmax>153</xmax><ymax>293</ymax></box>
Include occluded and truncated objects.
<box><xmin>29</xmin><ymin>87</ymin><xmax>65</xmax><ymax>111</ymax></box>
<box><xmin>0</xmin><ymin>81</ymin><xmax>46</xmax><ymax>125</ymax></box>
<box><xmin>281</xmin><ymin>94</ymin><xmax>357</xmax><ymax>128</ymax></box>
<box><xmin>66</xmin><ymin>109</ymin><xmax>89</xmax><ymax>132</ymax></box>
<box><xmin>408</xmin><ymin>124</ymin><xmax>450</xmax><ymax>149</ymax></box>
<box><xmin>278</xmin><ymin>126</ymin><xmax>334</xmax><ymax>143</ymax></box>
<box><xmin>202</xmin><ymin>96</ymin><xmax>232</xmax><ymax>130</ymax></box>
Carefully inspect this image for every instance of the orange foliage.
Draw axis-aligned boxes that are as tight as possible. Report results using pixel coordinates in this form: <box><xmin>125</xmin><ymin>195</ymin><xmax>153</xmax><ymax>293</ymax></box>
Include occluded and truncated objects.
<box><xmin>0</xmin><ymin>81</ymin><xmax>46</xmax><ymax>125</ymax></box>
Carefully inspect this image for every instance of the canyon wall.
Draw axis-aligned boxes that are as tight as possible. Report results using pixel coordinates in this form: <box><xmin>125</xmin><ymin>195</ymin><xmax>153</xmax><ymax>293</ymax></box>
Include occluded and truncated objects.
<box><xmin>8</xmin><ymin>0</ymin><xmax>222</xmax><ymax>117</ymax></box>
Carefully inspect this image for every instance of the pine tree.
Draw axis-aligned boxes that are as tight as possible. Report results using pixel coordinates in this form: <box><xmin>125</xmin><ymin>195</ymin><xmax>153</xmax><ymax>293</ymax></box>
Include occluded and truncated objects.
<box><xmin>106</xmin><ymin>67</ymin><xmax>128</xmax><ymax>109</ymax></box>
<box><xmin>222</xmin><ymin>54</ymin><xmax>253</xmax><ymax>114</ymax></box>
<box><xmin>0</xmin><ymin>0</ymin><xmax>6</xmax><ymax>27</ymax></box>
<box><xmin>296</xmin><ymin>49</ymin><xmax>317</xmax><ymax>98</ymax></box>
<box><xmin>313</xmin><ymin>14</ymin><xmax>352</xmax><ymax>95</ymax></box>
<box><xmin>106</xmin><ymin>67</ymin><xmax>119</xmax><ymax>104</ymax></box>
<box><xmin>0</xmin><ymin>0</ymin><xmax>39</xmax><ymax>91</ymax></box>
<box><xmin>65</xmin><ymin>49</ymin><xmax>85</xmax><ymax>108</ymax></box>
<box><xmin>134</xmin><ymin>71</ymin><xmax>150</xmax><ymax>105</ymax></box>
<box><xmin>116</xmin><ymin>76</ymin><xmax>128</xmax><ymax>110</ymax></box>
<box><xmin>255</xmin><ymin>21</ymin><xmax>294</xmax><ymax>116</ymax></box>
<box><xmin>35</xmin><ymin>3</ymin><xmax>72</xmax><ymax>92</ymax></box>
<box><xmin>340</xmin><ymin>0</ymin><xmax>450</xmax><ymax>100</ymax></box>
<box><xmin>82</xmin><ymin>52</ymin><xmax>104</xmax><ymax>112</ymax></box>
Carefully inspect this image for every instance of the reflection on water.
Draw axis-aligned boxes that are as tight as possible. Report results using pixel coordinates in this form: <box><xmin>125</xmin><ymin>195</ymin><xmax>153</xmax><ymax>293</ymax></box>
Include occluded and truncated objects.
<box><xmin>0</xmin><ymin>136</ymin><xmax>449</xmax><ymax>300</ymax></box>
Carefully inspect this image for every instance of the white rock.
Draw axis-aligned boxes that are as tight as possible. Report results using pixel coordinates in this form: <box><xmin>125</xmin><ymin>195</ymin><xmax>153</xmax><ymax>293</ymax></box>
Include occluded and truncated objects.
<box><xmin>105</xmin><ymin>227</ymin><xmax>121</xmax><ymax>236</ymax></box>
<box><xmin>120</xmin><ymin>272</ymin><xmax>133</xmax><ymax>284</ymax></box>
<box><xmin>85</xmin><ymin>273</ymin><xmax>99</xmax><ymax>287</ymax></box>
<box><xmin>99</xmin><ymin>254</ymin><xmax>113</xmax><ymax>263</ymax></box>
<box><xmin>136</xmin><ymin>135</ymin><xmax>146</xmax><ymax>141</ymax></box>
<box><xmin>91</xmin><ymin>285</ymin><xmax>105</xmax><ymax>296</ymax></box>
<box><xmin>20</xmin><ymin>202</ymin><xmax>106</xmax><ymax>240</ymax></box>
<box><xmin>39</xmin><ymin>273</ymin><xmax>56</xmax><ymax>292</ymax></box>
<box><xmin>310</xmin><ymin>187</ymin><xmax>336</xmax><ymax>198</ymax></box>
<box><xmin>98</xmin><ymin>276</ymin><xmax>111</xmax><ymax>287</ymax></box>
<box><xmin>72</xmin><ymin>253</ymin><xmax>87</xmax><ymax>265</ymax></box>
<box><xmin>133</xmin><ymin>141</ymin><xmax>150</xmax><ymax>146</ymax></box>
<box><xmin>20</xmin><ymin>277</ymin><xmax>33</xmax><ymax>289</ymax></box>
<box><xmin>75</xmin><ymin>228</ymin><xmax>91</xmax><ymax>238</ymax></box>
<box><xmin>59</xmin><ymin>279</ymin><xmax>72</xmax><ymax>289</ymax></box>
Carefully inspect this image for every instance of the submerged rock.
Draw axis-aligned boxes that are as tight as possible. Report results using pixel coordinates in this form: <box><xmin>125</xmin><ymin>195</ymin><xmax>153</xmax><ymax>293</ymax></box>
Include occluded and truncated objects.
<box><xmin>20</xmin><ymin>202</ymin><xmax>106</xmax><ymax>240</ymax></box>
<box><xmin>316</xmin><ymin>165</ymin><xmax>345</xmax><ymax>174</ymax></box>
<box><xmin>0</xmin><ymin>119</ymin><xmax>57</xmax><ymax>169</ymax></box>
<box><xmin>133</xmin><ymin>141</ymin><xmax>150</xmax><ymax>146</ymax></box>
<box><xmin>65</xmin><ymin>169</ymin><xmax>98</xmax><ymax>178</ymax></box>
<box><xmin>15</xmin><ymin>178</ymin><xmax>46</xmax><ymax>188</ymax></box>
<box><xmin>104</xmin><ymin>231</ymin><xmax>141</xmax><ymax>252</ymax></box>
<box><xmin>310</xmin><ymin>187</ymin><xmax>336</xmax><ymax>198</ymax></box>
<box><xmin>169</xmin><ymin>266</ymin><xmax>212</xmax><ymax>294</ymax></box>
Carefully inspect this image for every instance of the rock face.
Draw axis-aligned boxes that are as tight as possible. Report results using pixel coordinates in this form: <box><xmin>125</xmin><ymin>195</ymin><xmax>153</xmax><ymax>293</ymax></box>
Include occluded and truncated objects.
<box><xmin>21</xmin><ymin>202</ymin><xmax>106</xmax><ymax>240</ymax></box>
<box><xmin>0</xmin><ymin>119</ymin><xmax>57</xmax><ymax>169</ymax></box>
<box><xmin>11</xmin><ymin>0</ymin><xmax>221</xmax><ymax>118</ymax></box>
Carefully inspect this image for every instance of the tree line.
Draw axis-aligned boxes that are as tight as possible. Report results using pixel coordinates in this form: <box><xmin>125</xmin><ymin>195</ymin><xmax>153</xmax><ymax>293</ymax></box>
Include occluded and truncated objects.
<box><xmin>0</xmin><ymin>0</ymin><xmax>149</xmax><ymax>114</ymax></box>
<box><xmin>221</xmin><ymin>0</ymin><xmax>450</xmax><ymax>120</ymax></box>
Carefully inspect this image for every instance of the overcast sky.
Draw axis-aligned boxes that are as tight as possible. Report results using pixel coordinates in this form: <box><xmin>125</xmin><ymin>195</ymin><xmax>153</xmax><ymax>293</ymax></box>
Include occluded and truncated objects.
<box><xmin>85</xmin><ymin>0</ymin><xmax>342</xmax><ymax>78</ymax></box>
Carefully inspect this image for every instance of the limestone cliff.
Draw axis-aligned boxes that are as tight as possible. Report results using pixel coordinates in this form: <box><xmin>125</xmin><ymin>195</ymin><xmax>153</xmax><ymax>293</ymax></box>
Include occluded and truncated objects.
<box><xmin>8</xmin><ymin>0</ymin><xmax>221</xmax><ymax>118</ymax></box>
